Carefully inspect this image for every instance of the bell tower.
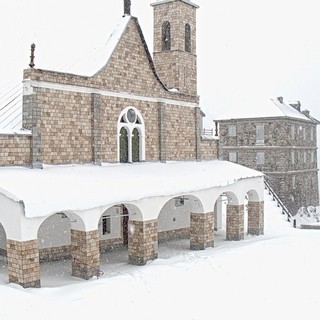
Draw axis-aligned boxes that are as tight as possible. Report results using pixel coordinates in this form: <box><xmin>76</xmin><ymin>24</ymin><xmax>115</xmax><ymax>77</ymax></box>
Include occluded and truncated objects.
<box><xmin>151</xmin><ymin>0</ymin><xmax>199</xmax><ymax>96</ymax></box>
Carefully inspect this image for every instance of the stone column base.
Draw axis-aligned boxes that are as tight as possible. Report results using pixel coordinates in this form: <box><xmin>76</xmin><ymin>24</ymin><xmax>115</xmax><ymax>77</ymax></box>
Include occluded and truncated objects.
<box><xmin>71</xmin><ymin>229</ymin><xmax>100</xmax><ymax>280</ymax></box>
<box><xmin>128</xmin><ymin>220</ymin><xmax>158</xmax><ymax>266</ymax></box>
<box><xmin>190</xmin><ymin>212</ymin><xmax>214</xmax><ymax>250</ymax></box>
<box><xmin>248</xmin><ymin>201</ymin><xmax>264</xmax><ymax>235</ymax></box>
<box><xmin>7</xmin><ymin>239</ymin><xmax>41</xmax><ymax>288</ymax></box>
<box><xmin>226</xmin><ymin>204</ymin><xmax>244</xmax><ymax>241</ymax></box>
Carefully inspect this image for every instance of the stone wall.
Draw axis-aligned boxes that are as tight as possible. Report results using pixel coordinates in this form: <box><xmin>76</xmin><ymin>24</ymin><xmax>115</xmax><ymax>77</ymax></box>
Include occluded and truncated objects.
<box><xmin>200</xmin><ymin>138</ymin><xmax>218</xmax><ymax>160</ymax></box>
<box><xmin>219</xmin><ymin>117</ymin><xmax>319</xmax><ymax>215</ymax></box>
<box><xmin>0</xmin><ymin>134</ymin><xmax>31</xmax><ymax>165</ymax></box>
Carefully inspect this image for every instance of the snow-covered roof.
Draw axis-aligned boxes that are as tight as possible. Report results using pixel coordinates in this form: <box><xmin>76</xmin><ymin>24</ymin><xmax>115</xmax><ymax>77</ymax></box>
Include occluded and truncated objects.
<box><xmin>0</xmin><ymin>161</ymin><xmax>263</xmax><ymax>218</ymax></box>
<box><xmin>210</xmin><ymin>97</ymin><xmax>316</xmax><ymax>122</ymax></box>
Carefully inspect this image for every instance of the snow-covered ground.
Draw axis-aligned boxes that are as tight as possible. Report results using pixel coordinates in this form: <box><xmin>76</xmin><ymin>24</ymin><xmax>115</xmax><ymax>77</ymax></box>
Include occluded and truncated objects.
<box><xmin>0</xmin><ymin>189</ymin><xmax>320</xmax><ymax>320</ymax></box>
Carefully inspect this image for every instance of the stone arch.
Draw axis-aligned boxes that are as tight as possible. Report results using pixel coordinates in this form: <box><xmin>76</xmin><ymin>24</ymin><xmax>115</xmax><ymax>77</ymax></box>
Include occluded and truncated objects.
<box><xmin>157</xmin><ymin>194</ymin><xmax>204</xmax><ymax>244</ymax></box>
<box><xmin>162</xmin><ymin>21</ymin><xmax>171</xmax><ymax>51</ymax></box>
<box><xmin>117</xmin><ymin>107</ymin><xmax>145</xmax><ymax>163</ymax></box>
<box><xmin>213</xmin><ymin>191</ymin><xmax>243</xmax><ymax>241</ymax></box>
<box><xmin>37</xmin><ymin>212</ymin><xmax>77</xmax><ymax>262</ymax></box>
<box><xmin>37</xmin><ymin>211</ymin><xmax>86</xmax><ymax>284</ymax></box>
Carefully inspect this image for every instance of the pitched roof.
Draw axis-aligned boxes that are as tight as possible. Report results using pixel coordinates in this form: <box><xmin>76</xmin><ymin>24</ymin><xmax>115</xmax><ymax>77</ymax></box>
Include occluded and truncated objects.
<box><xmin>206</xmin><ymin>97</ymin><xmax>318</xmax><ymax>123</ymax></box>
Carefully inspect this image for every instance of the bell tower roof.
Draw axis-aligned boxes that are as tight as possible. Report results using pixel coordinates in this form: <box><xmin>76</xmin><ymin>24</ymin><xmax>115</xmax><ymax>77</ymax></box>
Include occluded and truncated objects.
<box><xmin>150</xmin><ymin>0</ymin><xmax>199</xmax><ymax>9</ymax></box>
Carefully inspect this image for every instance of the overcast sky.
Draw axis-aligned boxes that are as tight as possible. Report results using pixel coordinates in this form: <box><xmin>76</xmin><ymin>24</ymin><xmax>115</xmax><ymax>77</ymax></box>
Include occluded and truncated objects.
<box><xmin>1</xmin><ymin>0</ymin><xmax>320</xmax><ymax>121</ymax></box>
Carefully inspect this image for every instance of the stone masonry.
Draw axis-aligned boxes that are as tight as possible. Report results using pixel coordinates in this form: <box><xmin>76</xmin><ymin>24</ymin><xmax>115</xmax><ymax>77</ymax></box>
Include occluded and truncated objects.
<box><xmin>226</xmin><ymin>205</ymin><xmax>244</xmax><ymax>241</ymax></box>
<box><xmin>219</xmin><ymin>114</ymin><xmax>319</xmax><ymax>215</ymax></box>
<box><xmin>190</xmin><ymin>212</ymin><xmax>214</xmax><ymax>250</ymax></box>
<box><xmin>7</xmin><ymin>239</ymin><xmax>41</xmax><ymax>288</ymax></box>
<box><xmin>128</xmin><ymin>220</ymin><xmax>158</xmax><ymax>265</ymax></box>
<box><xmin>71</xmin><ymin>229</ymin><xmax>100</xmax><ymax>280</ymax></box>
<box><xmin>248</xmin><ymin>201</ymin><xmax>264</xmax><ymax>235</ymax></box>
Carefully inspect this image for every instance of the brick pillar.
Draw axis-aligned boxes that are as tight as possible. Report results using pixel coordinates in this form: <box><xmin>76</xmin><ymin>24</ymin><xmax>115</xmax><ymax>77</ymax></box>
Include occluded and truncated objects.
<box><xmin>226</xmin><ymin>204</ymin><xmax>244</xmax><ymax>241</ymax></box>
<box><xmin>248</xmin><ymin>201</ymin><xmax>264</xmax><ymax>235</ymax></box>
<box><xmin>190</xmin><ymin>212</ymin><xmax>214</xmax><ymax>250</ymax></box>
<box><xmin>7</xmin><ymin>239</ymin><xmax>41</xmax><ymax>288</ymax></box>
<box><xmin>128</xmin><ymin>220</ymin><xmax>158</xmax><ymax>266</ymax></box>
<box><xmin>71</xmin><ymin>229</ymin><xmax>100</xmax><ymax>280</ymax></box>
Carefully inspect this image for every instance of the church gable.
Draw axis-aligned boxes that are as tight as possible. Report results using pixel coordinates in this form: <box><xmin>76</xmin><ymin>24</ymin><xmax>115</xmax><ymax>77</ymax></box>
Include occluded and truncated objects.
<box><xmin>91</xmin><ymin>17</ymin><xmax>166</xmax><ymax>96</ymax></box>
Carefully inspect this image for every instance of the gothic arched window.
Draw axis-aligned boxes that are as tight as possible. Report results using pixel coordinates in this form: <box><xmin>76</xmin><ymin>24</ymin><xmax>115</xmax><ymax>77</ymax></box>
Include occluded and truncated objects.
<box><xmin>185</xmin><ymin>23</ymin><xmax>191</xmax><ymax>52</ymax></box>
<box><xmin>117</xmin><ymin>107</ymin><xmax>145</xmax><ymax>163</ymax></box>
<box><xmin>162</xmin><ymin>21</ymin><xmax>171</xmax><ymax>51</ymax></box>
<box><xmin>120</xmin><ymin>127</ymin><xmax>129</xmax><ymax>163</ymax></box>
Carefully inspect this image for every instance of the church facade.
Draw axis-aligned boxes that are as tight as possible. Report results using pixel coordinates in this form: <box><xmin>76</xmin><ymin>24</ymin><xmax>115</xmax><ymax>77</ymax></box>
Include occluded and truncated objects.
<box><xmin>0</xmin><ymin>0</ymin><xmax>265</xmax><ymax>288</ymax></box>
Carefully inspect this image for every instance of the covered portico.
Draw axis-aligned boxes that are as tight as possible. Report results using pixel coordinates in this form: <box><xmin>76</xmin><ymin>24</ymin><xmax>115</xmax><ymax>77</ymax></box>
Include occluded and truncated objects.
<box><xmin>0</xmin><ymin>160</ymin><xmax>264</xmax><ymax>288</ymax></box>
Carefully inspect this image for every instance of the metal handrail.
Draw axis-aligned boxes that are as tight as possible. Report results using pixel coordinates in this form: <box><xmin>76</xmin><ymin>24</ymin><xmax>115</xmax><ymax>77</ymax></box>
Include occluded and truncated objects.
<box><xmin>264</xmin><ymin>179</ymin><xmax>294</xmax><ymax>225</ymax></box>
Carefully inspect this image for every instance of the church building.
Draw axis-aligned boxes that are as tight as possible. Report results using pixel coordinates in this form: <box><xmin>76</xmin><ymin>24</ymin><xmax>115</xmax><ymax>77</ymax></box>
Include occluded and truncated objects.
<box><xmin>0</xmin><ymin>0</ymin><xmax>264</xmax><ymax>288</ymax></box>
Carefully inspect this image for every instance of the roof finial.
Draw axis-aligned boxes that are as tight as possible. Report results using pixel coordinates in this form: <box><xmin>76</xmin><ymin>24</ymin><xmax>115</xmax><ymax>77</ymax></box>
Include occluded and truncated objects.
<box><xmin>29</xmin><ymin>43</ymin><xmax>35</xmax><ymax>68</ymax></box>
<box><xmin>124</xmin><ymin>0</ymin><xmax>131</xmax><ymax>16</ymax></box>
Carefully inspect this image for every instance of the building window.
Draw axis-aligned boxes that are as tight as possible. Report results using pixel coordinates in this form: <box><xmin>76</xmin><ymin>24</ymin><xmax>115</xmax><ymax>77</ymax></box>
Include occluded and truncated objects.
<box><xmin>118</xmin><ymin>107</ymin><xmax>145</xmax><ymax>163</ymax></box>
<box><xmin>291</xmin><ymin>126</ymin><xmax>295</xmax><ymax>140</ymax></box>
<box><xmin>311</xmin><ymin>128</ymin><xmax>314</xmax><ymax>141</ymax></box>
<box><xmin>256</xmin><ymin>124</ymin><xmax>264</xmax><ymax>145</ymax></box>
<box><xmin>292</xmin><ymin>176</ymin><xmax>296</xmax><ymax>189</ymax></box>
<box><xmin>303</xmin><ymin>127</ymin><xmax>306</xmax><ymax>140</ymax></box>
<box><xmin>304</xmin><ymin>151</ymin><xmax>307</xmax><ymax>163</ymax></box>
<box><xmin>162</xmin><ymin>21</ymin><xmax>171</xmax><ymax>51</ymax></box>
<box><xmin>256</xmin><ymin>152</ymin><xmax>265</xmax><ymax>165</ymax></box>
<box><xmin>291</xmin><ymin>151</ymin><xmax>295</xmax><ymax>164</ymax></box>
<box><xmin>102</xmin><ymin>215</ymin><xmax>111</xmax><ymax>235</ymax></box>
<box><xmin>185</xmin><ymin>24</ymin><xmax>191</xmax><ymax>52</ymax></box>
<box><xmin>229</xmin><ymin>152</ymin><xmax>237</xmax><ymax>162</ymax></box>
<box><xmin>311</xmin><ymin>151</ymin><xmax>314</xmax><ymax>163</ymax></box>
<box><xmin>228</xmin><ymin>125</ymin><xmax>236</xmax><ymax>137</ymax></box>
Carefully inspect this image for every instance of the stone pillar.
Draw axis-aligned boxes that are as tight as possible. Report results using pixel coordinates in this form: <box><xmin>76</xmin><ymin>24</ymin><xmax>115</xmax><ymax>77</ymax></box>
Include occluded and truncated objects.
<box><xmin>7</xmin><ymin>239</ymin><xmax>41</xmax><ymax>288</ymax></box>
<box><xmin>128</xmin><ymin>220</ymin><xmax>158</xmax><ymax>265</ymax></box>
<box><xmin>158</xmin><ymin>102</ymin><xmax>166</xmax><ymax>162</ymax></box>
<box><xmin>248</xmin><ymin>201</ymin><xmax>264</xmax><ymax>235</ymax></box>
<box><xmin>195</xmin><ymin>107</ymin><xmax>202</xmax><ymax>161</ymax></box>
<box><xmin>71</xmin><ymin>229</ymin><xmax>100</xmax><ymax>280</ymax></box>
<box><xmin>190</xmin><ymin>212</ymin><xmax>214</xmax><ymax>250</ymax></box>
<box><xmin>92</xmin><ymin>93</ymin><xmax>102</xmax><ymax>165</ymax></box>
<box><xmin>226</xmin><ymin>204</ymin><xmax>244</xmax><ymax>241</ymax></box>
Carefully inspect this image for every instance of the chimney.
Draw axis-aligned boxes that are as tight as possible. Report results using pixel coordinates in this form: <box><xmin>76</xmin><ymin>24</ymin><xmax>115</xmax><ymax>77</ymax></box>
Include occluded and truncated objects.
<box><xmin>302</xmin><ymin>109</ymin><xmax>310</xmax><ymax>118</ymax></box>
<box><xmin>277</xmin><ymin>96</ymin><xmax>283</xmax><ymax>104</ymax></box>
<box><xmin>289</xmin><ymin>101</ymin><xmax>301</xmax><ymax>112</ymax></box>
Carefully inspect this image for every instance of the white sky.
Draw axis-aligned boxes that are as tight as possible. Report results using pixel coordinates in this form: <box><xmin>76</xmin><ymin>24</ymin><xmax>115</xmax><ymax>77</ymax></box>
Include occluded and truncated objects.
<box><xmin>1</xmin><ymin>0</ymin><xmax>320</xmax><ymax>120</ymax></box>
<box><xmin>1</xmin><ymin>190</ymin><xmax>320</xmax><ymax>319</ymax></box>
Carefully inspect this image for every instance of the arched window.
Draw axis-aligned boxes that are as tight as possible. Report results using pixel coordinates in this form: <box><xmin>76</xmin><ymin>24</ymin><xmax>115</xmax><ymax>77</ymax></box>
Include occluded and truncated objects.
<box><xmin>185</xmin><ymin>23</ymin><xmax>191</xmax><ymax>52</ymax></box>
<box><xmin>132</xmin><ymin>128</ymin><xmax>140</xmax><ymax>162</ymax></box>
<box><xmin>120</xmin><ymin>127</ymin><xmax>129</xmax><ymax>163</ymax></box>
<box><xmin>162</xmin><ymin>21</ymin><xmax>171</xmax><ymax>51</ymax></box>
<box><xmin>117</xmin><ymin>107</ymin><xmax>145</xmax><ymax>163</ymax></box>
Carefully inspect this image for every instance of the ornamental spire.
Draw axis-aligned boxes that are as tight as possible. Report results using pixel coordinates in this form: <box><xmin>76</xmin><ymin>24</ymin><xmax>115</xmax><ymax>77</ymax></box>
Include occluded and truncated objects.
<box><xmin>29</xmin><ymin>43</ymin><xmax>35</xmax><ymax>68</ymax></box>
<box><xmin>124</xmin><ymin>0</ymin><xmax>131</xmax><ymax>16</ymax></box>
